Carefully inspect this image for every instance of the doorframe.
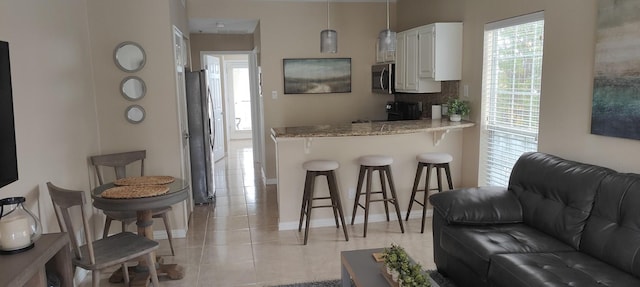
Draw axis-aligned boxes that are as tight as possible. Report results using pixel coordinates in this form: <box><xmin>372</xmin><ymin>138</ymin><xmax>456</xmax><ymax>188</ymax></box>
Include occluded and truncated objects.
<box><xmin>202</xmin><ymin>55</ymin><xmax>226</xmax><ymax>162</ymax></box>
<box><xmin>200</xmin><ymin>50</ymin><xmax>265</xmax><ymax>177</ymax></box>
<box><xmin>172</xmin><ymin>25</ymin><xmax>192</xmax><ymax>237</ymax></box>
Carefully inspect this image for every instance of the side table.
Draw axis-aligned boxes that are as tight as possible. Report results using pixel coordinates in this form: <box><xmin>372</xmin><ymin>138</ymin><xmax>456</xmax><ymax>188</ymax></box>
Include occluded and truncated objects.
<box><xmin>0</xmin><ymin>233</ymin><xmax>73</xmax><ymax>287</ymax></box>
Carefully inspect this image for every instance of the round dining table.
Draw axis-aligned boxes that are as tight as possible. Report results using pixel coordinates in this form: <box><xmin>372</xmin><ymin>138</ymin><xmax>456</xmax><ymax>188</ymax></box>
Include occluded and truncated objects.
<box><xmin>92</xmin><ymin>178</ymin><xmax>189</xmax><ymax>286</ymax></box>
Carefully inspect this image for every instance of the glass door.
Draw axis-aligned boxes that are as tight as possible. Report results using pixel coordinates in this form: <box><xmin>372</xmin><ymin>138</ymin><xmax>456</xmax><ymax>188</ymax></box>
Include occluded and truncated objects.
<box><xmin>225</xmin><ymin>60</ymin><xmax>252</xmax><ymax>140</ymax></box>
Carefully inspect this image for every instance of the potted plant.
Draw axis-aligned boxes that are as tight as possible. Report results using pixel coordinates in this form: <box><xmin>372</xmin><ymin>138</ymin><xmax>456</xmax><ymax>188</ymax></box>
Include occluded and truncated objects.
<box><xmin>399</xmin><ymin>263</ymin><xmax>429</xmax><ymax>287</ymax></box>
<box><xmin>382</xmin><ymin>244</ymin><xmax>409</xmax><ymax>282</ymax></box>
<box><xmin>447</xmin><ymin>98</ymin><xmax>470</xmax><ymax>122</ymax></box>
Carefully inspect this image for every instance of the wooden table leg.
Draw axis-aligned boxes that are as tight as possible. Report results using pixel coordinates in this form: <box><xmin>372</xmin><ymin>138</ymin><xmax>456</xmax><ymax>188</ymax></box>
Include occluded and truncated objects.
<box><xmin>109</xmin><ymin>209</ymin><xmax>184</xmax><ymax>286</ymax></box>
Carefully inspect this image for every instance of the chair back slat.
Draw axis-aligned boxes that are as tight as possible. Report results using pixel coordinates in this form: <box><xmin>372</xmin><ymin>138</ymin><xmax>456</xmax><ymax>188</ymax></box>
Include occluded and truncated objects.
<box><xmin>79</xmin><ymin>202</ymin><xmax>95</xmax><ymax>264</ymax></box>
<box><xmin>90</xmin><ymin>150</ymin><xmax>146</xmax><ymax>185</ymax></box>
<box><xmin>47</xmin><ymin>182</ymin><xmax>96</xmax><ymax>264</ymax></box>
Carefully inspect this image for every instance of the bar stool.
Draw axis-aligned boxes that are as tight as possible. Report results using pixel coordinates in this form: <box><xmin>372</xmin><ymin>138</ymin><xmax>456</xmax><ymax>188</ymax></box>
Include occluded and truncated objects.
<box><xmin>298</xmin><ymin>160</ymin><xmax>349</xmax><ymax>245</ymax></box>
<box><xmin>351</xmin><ymin>155</ymin><xmax>405</xmax><ymax>237</ymax></box>
<box><xmin>406</xmin><ymin>152</ymin><xmax>454</xmax><ymax>233</ymax></box>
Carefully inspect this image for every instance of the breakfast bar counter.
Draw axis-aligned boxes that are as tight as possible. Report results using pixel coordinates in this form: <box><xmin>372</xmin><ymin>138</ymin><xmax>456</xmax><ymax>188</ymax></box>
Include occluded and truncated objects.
<box><xmin>272</xmin><ymin>119</ymin><xmax>474</xmax><ymax>139</ymax></box>
<box><xmin>271</xmin><ymin>119</ymin><xmax>474</xmax><ymax>232</ymax></box>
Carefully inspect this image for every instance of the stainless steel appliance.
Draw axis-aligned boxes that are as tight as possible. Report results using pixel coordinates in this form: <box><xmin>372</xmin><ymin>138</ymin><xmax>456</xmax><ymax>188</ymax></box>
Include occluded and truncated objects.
<box><xmin>185</xmin><ymin>70</ymin><xmax>215</xmax><ymax>204</ymax></box>
<box><xmin>385</xmin><ymin>101</ymin><xmax>420</xmax><ymax>121</ymax></box>
<box><xmin>372</xmin><ymin>63</ymin><xmax>395</xmax><ymax>94</ymax></box>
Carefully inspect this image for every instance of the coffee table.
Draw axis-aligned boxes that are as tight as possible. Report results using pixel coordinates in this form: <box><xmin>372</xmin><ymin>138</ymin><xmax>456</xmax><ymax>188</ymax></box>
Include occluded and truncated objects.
<box><xmin>341</xmin><ymin>248</ymin><xmax>439</xmax><ymax>287</ymax></box>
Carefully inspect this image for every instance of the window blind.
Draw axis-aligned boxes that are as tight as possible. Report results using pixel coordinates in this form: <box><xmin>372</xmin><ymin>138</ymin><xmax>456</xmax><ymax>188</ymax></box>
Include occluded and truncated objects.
<box><xmin>481</xmin><ymin>12</ymin><xmax>545</xmax><ymax>187</ymax></box>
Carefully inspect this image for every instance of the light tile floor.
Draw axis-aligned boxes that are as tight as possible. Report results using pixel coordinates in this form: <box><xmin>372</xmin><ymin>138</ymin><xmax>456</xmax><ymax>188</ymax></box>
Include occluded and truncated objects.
<box><xmin>82</xmin><ymin>139</ymin><xmax>436</xmax><ymax>286</ymax></box>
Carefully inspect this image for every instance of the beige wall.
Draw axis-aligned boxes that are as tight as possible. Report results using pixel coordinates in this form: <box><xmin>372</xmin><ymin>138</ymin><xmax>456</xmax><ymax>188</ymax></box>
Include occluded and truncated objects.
<box><xmin>86</xmin><ymin>0</ymin><xmax>189</xmax><ymax>233</ymax></box>
<box><xmin>399</xmin><ymin>0</ymin><xmax>640</xmax><ymax>187</ymax></box>
<box><xmin>190</xmin><ymin>33</ymin><xmax>255</xmax><ymax>69</ymax></box>
<box><xmin>0</xmin><ymin>1</ymin><xmax>99</xmax><ymax>232</ymax></box>
<box><xmin>170</xmin><ymin>0</ymin><xmax>189</xmax><ymax>34</ymax></box>
<box><xmin>187</xmin><ymin>0</ymin><xmax>398</xmax><ymax>180</ymax></box>
<box><xmin>254</xmin><ymin>22</ymin><xmax>262</xmax><ymax>65</ymax></box>
<box><xmin>0</xmin><ymin>0</ymin><xmax>190</xmax><ymax>238</ymax></box>
<box><xmin>397</xmin><ymin>0</ymin><xmax>464</xmax><ymax>31</ymax></box>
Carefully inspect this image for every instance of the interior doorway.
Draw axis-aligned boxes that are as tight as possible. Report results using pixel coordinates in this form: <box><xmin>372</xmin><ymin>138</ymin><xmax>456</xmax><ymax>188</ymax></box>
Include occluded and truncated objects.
<box><xmin>201</xmin><ymin>51</ymin><xmax>263</xmax><ymax>173</ymax></box>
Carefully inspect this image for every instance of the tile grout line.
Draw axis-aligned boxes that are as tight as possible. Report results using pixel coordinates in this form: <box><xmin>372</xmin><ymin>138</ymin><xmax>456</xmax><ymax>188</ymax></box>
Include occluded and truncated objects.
<box><xmin>195</xmin><ymin>200</ymin><xmax>213</xmax><ymax>286</ymax></box>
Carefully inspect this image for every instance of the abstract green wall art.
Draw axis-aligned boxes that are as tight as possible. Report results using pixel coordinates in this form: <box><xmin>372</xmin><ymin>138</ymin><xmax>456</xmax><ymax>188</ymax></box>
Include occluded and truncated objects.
<box><xmin>591</xmin><ymin>0</ymin><xmax>640</xmax><ymax>140</ymax></box>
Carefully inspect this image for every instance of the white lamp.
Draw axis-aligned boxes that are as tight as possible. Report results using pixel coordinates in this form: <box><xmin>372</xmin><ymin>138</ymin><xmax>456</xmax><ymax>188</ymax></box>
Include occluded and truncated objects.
<box><xmin>378</xmin><ymin>0</ymin><xmax>396</xmax><ymax>54</ymax></box>
<box><xmin>321</xmin><ymin>0</ymin><xmax>337</xmax><ymax>53</ymax></box>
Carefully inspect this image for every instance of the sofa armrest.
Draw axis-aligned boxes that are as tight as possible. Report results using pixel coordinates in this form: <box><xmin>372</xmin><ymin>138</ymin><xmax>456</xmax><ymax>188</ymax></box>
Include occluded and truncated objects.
<box><xmin>429</xmin><ymin>186</ymin><xmax>523</xmax><ymax>225</ymax></box>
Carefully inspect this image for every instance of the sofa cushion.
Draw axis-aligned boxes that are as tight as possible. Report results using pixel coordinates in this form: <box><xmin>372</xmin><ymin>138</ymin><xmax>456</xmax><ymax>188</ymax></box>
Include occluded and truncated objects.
<box><xmin>488</xmin><ymin>252</ymin><xmax>640</xmax><ymax>287</ymax></box>
<box><xmin>508</xmin><ymin>152</ymin><xmax>614</xmax><ymax>249</ymax></box>
<box><xmin>429</xmin><ymin>186</ymin><xmax>522</xmax><ymax>225</ymax></box>
<box><xmin>581</xmin><ymin>173</ymin><xmax>640</xmax><ymax>278</ymax></box>
<box><xmin>440</xmin><ymin>223</ymin><xmax>574</xmax><ymax>276</ymax></box>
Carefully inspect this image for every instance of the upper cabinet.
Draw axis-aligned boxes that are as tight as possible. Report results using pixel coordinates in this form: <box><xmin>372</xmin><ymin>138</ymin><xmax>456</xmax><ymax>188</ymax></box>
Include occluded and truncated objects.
<box><xmin>395</xmin><ymin>22</ymin><xmax>463</xmax><ymax>93</ymax></box>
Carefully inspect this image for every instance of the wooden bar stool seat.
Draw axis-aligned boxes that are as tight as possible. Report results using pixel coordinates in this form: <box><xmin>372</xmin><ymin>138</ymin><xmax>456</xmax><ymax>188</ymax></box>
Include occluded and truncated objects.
<box><xmin>298</xmin><ymin>160</ymin><xmax>349</xmax><ymax>245</ymax></box>
<box><xmin>406</xmin><ymin>152</ymin><xmax>454</xmax><ymax>233</ymax></box>
<box><xmin>350</xmin><ymin>155</ymin><xmax>405</xmax><ymax>237</ymax></box>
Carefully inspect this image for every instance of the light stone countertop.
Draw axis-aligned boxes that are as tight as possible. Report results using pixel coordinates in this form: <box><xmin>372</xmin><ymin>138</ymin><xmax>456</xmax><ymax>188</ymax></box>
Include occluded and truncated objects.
<box><xmin>271</xmin><ymin>119</ymin><xmax>475</xmax><ymax>138</ymax></box>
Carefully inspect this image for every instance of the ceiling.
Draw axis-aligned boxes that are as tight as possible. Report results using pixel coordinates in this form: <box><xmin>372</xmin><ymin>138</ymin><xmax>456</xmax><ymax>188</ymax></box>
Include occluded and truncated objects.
<box><xmin>187</xmin><ymin>0</ymin><xmax>395</xmax><ymax>34</ymax></box>
<box><xmin>189</xmin><ymin>18</ymin><xmax>259</xmax><ymax>34</ymax></box>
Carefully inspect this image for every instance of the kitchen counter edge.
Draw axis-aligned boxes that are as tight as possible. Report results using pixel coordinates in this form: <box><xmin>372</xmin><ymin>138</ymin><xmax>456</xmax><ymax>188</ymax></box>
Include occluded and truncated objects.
<box><xmin>271</xmin><ymin>119</ymin><xmax>475</xmax><ymax>139</ymax></box>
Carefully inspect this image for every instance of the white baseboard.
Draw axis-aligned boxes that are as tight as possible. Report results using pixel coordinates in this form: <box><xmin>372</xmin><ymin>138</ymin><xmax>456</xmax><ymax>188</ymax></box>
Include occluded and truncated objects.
<box><xmin>74</xmin><ymin>269</ymin><xmax>89</xmax><ymax>286</ymax></box>
<box><xmin>153</xmin><ymin>228</ymin><xmax>187</xmax><ymax>239</ymax></box>
<box><xmin>278</xmin><ymin>209</ymin><xmax>433</xmax><ymax>230</ymax></box>
<box><xmin>266</xmin><ymin>178</ymin><xmax>277</xmax><ymax>185</ymax></box>
<box><xmin>105</xmin><ymin>229</ymin><xmax>187</xmax><ymax>239</ymax></box>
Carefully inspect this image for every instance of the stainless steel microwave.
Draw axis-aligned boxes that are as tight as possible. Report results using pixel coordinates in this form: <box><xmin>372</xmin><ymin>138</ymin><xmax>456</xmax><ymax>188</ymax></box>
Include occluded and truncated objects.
<box><xmin>372</xmin><ymin>63</ymin><xmax>395</xmax><ymax>94</ymax></box>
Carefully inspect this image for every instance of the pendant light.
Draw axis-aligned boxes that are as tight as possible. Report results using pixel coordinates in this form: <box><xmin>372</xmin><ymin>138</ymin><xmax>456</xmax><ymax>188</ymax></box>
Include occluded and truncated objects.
<box><xmin>378</xmin><ymin>0</ymin><xmax>396</xmax><ymax>54</ymax></box>
<box><xmin>320</xmin><ymin>0</ymin><xmax>337</xmax><ymax>53</ymax></box>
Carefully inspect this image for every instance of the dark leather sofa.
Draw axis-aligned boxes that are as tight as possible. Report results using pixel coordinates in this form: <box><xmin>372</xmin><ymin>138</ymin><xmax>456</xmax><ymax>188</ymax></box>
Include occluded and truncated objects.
<box><xmin>429</xmin><ymin>152</ymin><xmax>640</xmax><ymax>287</ymax></box>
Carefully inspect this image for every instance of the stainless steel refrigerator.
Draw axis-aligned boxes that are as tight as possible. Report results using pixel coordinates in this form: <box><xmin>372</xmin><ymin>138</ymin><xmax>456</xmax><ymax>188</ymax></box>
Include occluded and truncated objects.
<box><xmin>185</xmin><ymin>70</ymin><xmax>215</xmax><ymax>204</ymax></box>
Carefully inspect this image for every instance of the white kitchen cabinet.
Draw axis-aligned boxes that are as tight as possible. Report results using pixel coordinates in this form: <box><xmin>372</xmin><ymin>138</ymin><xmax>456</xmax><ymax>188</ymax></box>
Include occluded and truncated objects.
<box><xmin>404</xmin><ymin>29</ymin><xmax>419</xmax><ymax>91</ymax></box>
<box><xmin>419</xmin><ymin>23</ymin><xmax>463</xmax><ymax>81</ymax></box>
<box><xmin>395</xmin><ymin>22</ymin><xmax>462</xmax><ymax>93</ymax></box>
<box><xmin>395</xmin><ymin>32</ymin><xmax>406</xmax><ymax>89</ymax></box>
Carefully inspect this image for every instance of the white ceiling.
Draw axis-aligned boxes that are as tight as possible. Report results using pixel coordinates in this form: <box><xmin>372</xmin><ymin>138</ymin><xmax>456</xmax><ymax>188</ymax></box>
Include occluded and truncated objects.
<box><xmin>187</xmin><ymin>0</ymin><xmax>395</xmax><ymax>34</ymax></box>
<box><xmin>189</xmin><ymin>18</ymin><xmax>259</xmax><ymax>34</ymax></box>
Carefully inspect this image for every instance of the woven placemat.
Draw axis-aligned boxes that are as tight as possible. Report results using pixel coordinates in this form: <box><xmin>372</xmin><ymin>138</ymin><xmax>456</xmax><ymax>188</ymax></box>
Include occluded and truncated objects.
<box><xmin>114</xmin><ymin>176</ymin><xmax>175</xmax><ymax>186</ymax></box>
<box><xmin>102</xmin><ymin>185</ymin><xmax>170</xmax><ymax>199</ymax></box>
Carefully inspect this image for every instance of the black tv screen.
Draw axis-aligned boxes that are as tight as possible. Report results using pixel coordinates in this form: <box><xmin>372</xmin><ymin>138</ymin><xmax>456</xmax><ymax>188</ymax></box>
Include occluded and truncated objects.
<box><xmin>0</xmin><ymin>41</ymin><xmax>18</xmax><ymax>188</ymax></box>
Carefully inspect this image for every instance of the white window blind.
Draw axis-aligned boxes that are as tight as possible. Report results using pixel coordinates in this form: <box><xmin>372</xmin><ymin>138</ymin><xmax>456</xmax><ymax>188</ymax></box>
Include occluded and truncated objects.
<box><xmin>481</xmin><ymin>12</ymin><xmax>545</xmax><ymax>187</ymax></box>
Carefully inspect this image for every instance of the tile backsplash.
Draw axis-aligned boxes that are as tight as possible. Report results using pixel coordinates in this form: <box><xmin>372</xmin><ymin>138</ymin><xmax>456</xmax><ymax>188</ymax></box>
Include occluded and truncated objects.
<box><xmin>394</xmin><ymin>81</ymin><xmax>460</xmax><ymax>118</ymax></box>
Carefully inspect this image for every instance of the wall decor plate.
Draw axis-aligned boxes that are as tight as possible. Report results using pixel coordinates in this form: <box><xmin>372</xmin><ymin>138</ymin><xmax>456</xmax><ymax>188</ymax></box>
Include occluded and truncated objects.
<box><xmin>125</xmin><ymin>105</ymin><xmax>145</xmax><ymax>124</ymax></box>
<box><xmin>114</xmin><ymin>41</ymin><xmax>146</xmax><ymax>73</ymax></box>
<box><xmin>120</xmin><ymin>76</ymin><xmax>146</xmax><ymax>101</ymax></box>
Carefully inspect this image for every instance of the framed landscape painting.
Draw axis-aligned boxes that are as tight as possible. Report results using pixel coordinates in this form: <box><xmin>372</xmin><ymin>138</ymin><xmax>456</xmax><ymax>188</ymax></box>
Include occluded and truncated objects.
<box><xmin>591</xmin><ymin>0</ymin><xmax>640</xmax><ymax>140</ymax></box>
<box><xmin>283</xmin><ymin>58</ymin><xmax>351</xmax><ymax>94</ymax></box>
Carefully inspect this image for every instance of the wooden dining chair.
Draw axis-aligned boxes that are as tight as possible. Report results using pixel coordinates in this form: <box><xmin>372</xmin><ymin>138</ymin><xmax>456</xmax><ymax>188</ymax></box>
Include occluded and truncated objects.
<box><xmin>47</xmin><ymin>182</ymin><xmax>160</xmax><ymax>287</ymax></box>
<box><xmin>90</xmin><ymin>150</ymin><xmax>175</xmax><ymax>256</ymax></box>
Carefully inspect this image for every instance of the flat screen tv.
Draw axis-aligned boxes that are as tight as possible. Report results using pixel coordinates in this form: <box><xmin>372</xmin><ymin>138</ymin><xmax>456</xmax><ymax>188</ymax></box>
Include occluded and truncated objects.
<box><xmin>0</xmin><ymin>41</ymin><xmax>18</xmax><ymax>188</ymax></box>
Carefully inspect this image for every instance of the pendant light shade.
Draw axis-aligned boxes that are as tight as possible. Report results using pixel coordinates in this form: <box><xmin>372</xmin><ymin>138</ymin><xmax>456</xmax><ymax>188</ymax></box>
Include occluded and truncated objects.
<box><xmin>378</xmin><ymin>30</ymin><xmax>396</xmax><ymax>53</ymax></box>
<box><xmin>321</xmin><ymin>29</ymin><xmax>337</xmax><ymax>53</ymax></box>
<box><xmin>321</xmin><ymin>0</ymin><xmax>337</xmax><ymax>53</ymax></box>
<box><xmin>378</xmin><ymin>0</ymin><xmax>396</xmax><ymax>54</ymax></box>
